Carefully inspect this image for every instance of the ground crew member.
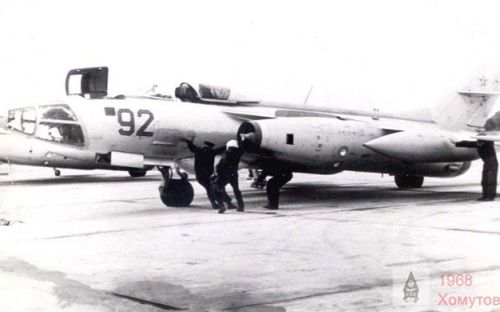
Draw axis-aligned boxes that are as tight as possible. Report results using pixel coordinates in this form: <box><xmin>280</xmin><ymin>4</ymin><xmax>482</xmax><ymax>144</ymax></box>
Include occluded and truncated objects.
<box><xmin>478</xmin><ymin>140</ymin><xmax>498</xmax><ymax>201</ymax></box>
<box><xmin>456</xmin><ymin>119</ymin><xmax>498</xmax><ymax>201</ymax></box>
<box><xmin>183</xmin><ymin>139</ymin><xmax>226</xmax><ymax>208</ymax></box>
<box><xmin>214</xmin><ymin>140</ymin><xmax>244</xmax><ymax>213</ymax></box>
<box><xmin>256</xmin><ymin>163</ymin><xmax>293</xmax><ymax>209</ymax></box>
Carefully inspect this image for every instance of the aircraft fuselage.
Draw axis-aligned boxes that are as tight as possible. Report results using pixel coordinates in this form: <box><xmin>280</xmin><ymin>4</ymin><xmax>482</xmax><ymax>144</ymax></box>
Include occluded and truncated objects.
<box><xmin>0</xmin><ymin>95</ymin><xmax>477</xmax><ymax>178</ymax></box>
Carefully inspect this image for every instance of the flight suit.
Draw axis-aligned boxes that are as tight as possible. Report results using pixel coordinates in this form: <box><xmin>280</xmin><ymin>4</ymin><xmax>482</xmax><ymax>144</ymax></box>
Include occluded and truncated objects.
<box><xmin>456</xmin><ymin>140</ymin><xmax>498</xmax><ymax>200</ymax></box>
<box><xmin>259</xmin><ymin>164</ymin><xmax>293</xmax><ymax>209</ymax></box>
<box><xmin>186</xmin><ymin>140</ymin><xmax>225</xmax><ymax>208</ymax></box>
<box><xmin>214</xmin><ymin>148</ymin><xmax>244</xmax><ymax>212</ymax></box>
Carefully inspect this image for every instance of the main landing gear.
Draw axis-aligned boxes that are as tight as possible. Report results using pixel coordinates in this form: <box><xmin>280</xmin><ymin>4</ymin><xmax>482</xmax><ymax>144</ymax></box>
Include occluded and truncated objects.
<box><xmin>395</xmin><ymin>174</ymin><xmax>424</xmax><ymax>189</ymax></box>
<box><xmin>128</xmin><ymin>169</ymin><xmax>147</xmax><ymax>177</ymax></box>
<box><xmin>53</xmin><ymin>168</ymin><xmax>61</xmax><ymax>176</ymax></box>
<box><xmin>158</xmin><ymin>166</ymin><xmax>194</xmax><ymax>207</ymax></box>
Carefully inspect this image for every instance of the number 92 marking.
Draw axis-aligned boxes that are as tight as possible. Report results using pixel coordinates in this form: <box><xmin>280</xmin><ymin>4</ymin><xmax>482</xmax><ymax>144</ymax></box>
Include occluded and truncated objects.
<box><xmin>117</xmin><ymin>109</ymin><xmax>154</xmax><ymax>137</ymax></box>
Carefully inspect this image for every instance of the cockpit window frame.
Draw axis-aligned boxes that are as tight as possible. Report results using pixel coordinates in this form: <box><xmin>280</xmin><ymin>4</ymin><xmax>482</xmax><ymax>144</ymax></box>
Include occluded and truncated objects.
<box><xmin>37</xmin><ymin>121</ymin><xmax>85</xmax><ymax>146</ymax></box>
<box><xmin>7</xmin><ymin>106</ymin><xmax>37</xmax><ymax>135</ymax></box>
<box><xmin>39</xmin><ymin>104</ymin><xmax>78</xmax><ymax>121</ymax></box>
<box><xmin>7</xmin><ymin>103</ymin><xmax>86</xmax><ymax>147</ymax></box>
<box><xmin>36</xmin><ymin>104</ymin><xmax>85</xmax><ymax>147</ymax></box>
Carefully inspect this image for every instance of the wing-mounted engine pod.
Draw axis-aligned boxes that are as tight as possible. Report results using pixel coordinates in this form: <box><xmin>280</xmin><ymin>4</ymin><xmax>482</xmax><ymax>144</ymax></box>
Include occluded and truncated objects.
<box><xmin>237</xmin><ymin>121</ymin><xmax>262</xmax><ymax>152</ymax></box>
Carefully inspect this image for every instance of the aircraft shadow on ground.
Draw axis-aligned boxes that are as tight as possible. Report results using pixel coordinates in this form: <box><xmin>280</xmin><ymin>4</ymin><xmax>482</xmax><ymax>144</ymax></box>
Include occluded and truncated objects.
<box><xmin>248</xmin><ymin>183</ymin><xmax>479</xmax><ymax>206</ymax></box>
<box><xmin>186</xmin><ymin>182</ymin><xmax>481</xmax><ymax>213</ymax></box>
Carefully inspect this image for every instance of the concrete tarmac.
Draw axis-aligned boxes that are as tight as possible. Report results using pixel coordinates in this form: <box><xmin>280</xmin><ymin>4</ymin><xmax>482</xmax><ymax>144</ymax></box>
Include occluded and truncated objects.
<box><xmin>0</xmin><ymin>164</ymin><xmax>499</xmax><ymax>311</ymax></box>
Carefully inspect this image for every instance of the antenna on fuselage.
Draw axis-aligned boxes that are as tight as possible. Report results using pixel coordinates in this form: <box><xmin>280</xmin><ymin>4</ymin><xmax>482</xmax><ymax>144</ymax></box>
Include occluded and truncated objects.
<box><xmin>144</xmin><ymin>84</ymin><xmax>158</xmax><ymax>94</ymax></box>
<box><xmin>303</xmin><ymin>85</ymin><xmax>314</xmax><ymax>105</ymax></box>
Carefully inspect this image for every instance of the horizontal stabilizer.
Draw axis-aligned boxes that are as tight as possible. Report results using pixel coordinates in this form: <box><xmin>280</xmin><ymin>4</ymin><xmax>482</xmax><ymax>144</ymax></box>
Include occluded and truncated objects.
<box><xmin>458</xmin><ymin>91</ymin><xmax>500</xmax><ymax>96</ymax></box>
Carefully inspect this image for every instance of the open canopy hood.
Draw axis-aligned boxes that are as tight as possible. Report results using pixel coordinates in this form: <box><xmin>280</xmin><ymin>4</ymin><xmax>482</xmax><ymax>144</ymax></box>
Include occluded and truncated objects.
<box><xmin>65</xmin><ymin>67</ymin><xmax>108</xmax><ymax>99</ymax></box>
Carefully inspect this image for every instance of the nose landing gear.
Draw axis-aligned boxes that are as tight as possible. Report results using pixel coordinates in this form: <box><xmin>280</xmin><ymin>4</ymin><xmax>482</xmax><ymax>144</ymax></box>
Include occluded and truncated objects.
<box><xmin>53</xmin><ymin>168</ymin><xmax>61</xmax><ymax>176</ymax></box>
<box><xmin>158</xmin><ymin>166</ymin><xmax>194</xmax><ymax>207</ymax></box>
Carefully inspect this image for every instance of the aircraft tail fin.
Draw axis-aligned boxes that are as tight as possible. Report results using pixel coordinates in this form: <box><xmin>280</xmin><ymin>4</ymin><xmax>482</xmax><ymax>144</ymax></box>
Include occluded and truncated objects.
<box><xmin>432</xmin><ymin>73</ymin><xmax>500</xmax><ymax>130</ymax></box>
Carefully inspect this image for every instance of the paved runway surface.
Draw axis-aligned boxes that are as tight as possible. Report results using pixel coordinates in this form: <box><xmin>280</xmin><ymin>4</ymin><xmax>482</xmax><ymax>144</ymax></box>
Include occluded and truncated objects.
<box><xmin>0</xmin><ymin>164</ymin><xmax>499</xmax><ymax>311</ymax></box>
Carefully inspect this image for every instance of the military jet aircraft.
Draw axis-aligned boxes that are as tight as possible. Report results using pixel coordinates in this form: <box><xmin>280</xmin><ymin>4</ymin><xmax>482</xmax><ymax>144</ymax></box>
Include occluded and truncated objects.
<box><xmin>1</xmin><ymin>66</ymin><xmax>498</xmax><ymax>207</ymax></box>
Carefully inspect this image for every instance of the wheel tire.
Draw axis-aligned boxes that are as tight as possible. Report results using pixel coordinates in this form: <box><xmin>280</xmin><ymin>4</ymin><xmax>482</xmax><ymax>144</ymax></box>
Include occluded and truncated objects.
<box><xmin>159</xmin><ymin>179</ymin><xmax>194</xmax><ymax>207</ymax></box>
<box><xmin>128</xmin><ymin>169</ymin><xmax>147</xmax><ymax>177</ymax></box>
<box><xmin>54</xmin><ymin>170</ymin><xmax>61</xmax><ymax>177</ymax></box>
<box><xmin>395</xmin><ymin>175</ymin><xmax>424</xmax><ymax>189</ymax></box>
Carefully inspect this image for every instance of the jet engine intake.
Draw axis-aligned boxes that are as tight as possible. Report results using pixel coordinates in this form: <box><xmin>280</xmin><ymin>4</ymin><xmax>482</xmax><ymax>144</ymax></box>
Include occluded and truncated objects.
<box><xmin>237</xmin><ymin>121</ymin><xmax>262</xmax><ymax>152</ymax></box>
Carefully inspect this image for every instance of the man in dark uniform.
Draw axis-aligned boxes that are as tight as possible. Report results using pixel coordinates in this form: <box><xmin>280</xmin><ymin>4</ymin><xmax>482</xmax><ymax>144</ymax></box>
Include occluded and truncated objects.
<box><xmin>256</xmin><ymin>162</ymin><xmax>293</xmax><ymax>209</ymax></box>
<box><xmin>183</xmin><ymin>139</ymin><xmax>226</xmax><ymax>208</ymax></box>
<box><xmin>214</xmin><ymin>140</ymin><xmax>244</xmax><ymax>213</ymax></box>
<box><xmin>478</xmin><ymin>140</ymin><xmax>498</xmax><ymax>201</ymax></box>
<box><xmin>456</xmin><ymin>119</ymin><xmax>498</xmax><ymax>201</ymax></box>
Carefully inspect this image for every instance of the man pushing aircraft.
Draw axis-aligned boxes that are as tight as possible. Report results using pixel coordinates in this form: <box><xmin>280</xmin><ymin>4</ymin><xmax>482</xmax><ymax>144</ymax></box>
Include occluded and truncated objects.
<box><xmin>456</xmin><ymin>117</ymin><xmax>499</xmax><ymax>201</ymax></box>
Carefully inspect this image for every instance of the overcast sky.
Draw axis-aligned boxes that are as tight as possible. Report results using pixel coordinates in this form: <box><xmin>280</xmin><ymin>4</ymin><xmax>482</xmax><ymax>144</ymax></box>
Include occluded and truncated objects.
<box><xmin>1</xmin><ymin>0</ymin><xmax>500</xmax><ymax>112</ymax></box>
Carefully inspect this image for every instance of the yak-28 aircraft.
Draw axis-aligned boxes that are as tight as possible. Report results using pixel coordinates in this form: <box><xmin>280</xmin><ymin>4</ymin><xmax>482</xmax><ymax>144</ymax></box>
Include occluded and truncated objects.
<box><xmin>1</xmin><ymin>66</ymin><xmax>499</xmax><ymax>207</ymax></box>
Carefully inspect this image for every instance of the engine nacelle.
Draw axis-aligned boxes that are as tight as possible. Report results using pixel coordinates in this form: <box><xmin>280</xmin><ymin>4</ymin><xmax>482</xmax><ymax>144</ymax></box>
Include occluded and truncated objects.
<box><xmin>237</xmin><ymin>117</ymin><xmax>367</xmax><ymax>173</ymax></box>
<box><xmin>364</xmin><ymin>130</ymin><xmax>476</xmax><ymax>162</ymax></box>
<box><xmin>237</xmin><ymin>117</ymin><xmax>474</xmax><ymax>177</ymax></box>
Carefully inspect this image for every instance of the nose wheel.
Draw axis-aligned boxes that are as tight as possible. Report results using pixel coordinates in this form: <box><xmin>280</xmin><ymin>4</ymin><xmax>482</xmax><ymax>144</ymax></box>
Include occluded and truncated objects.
<box><xmin>53</xmin><ymin>168</ymin><xmax>61</xmax><ymax>176</ymax></box>
<box><xmin>158</xmin><ymin>166</ymin><xmax>194</xmax><ymax>207</ymax></box>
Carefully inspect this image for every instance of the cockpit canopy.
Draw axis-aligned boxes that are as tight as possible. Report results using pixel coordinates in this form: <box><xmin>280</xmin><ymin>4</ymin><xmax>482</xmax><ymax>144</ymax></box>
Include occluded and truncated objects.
<box><xmin>175</xmin><ymin>82</ymin><xmax>231</xmax><ymax>103</ymax></box>
<box><xmin>39</xmin><ymin>104</ymin><xmax>78</xmax><ymax>121</ymax></box>
<box><xmin>7</xmin><ymin>104</ymin><xmax>84</xmax><ymax>146</ymax></box>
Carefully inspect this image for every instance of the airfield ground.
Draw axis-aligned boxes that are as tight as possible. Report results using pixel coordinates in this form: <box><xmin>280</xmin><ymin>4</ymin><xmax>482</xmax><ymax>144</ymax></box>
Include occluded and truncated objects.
<box><xmin>0</xmin><ymin>163</ymin><xmax>499</xmax><ymax>311</ymax></box>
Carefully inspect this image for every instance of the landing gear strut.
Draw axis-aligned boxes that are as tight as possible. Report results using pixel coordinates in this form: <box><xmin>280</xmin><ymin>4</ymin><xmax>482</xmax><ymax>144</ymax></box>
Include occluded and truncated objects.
<box><xmin>395</xmin><ymin>174</ymin><xmax>424</xmax><ymax>189</ymax></box>
<box><xmin>158</xmin><ymin>166</ymin><xmax>194</xmax><ymax>207</ymax></box>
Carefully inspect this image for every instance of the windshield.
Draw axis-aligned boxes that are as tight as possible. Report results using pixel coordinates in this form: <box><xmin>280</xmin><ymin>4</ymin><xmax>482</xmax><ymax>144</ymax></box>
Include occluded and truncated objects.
<box><xmin>6</xmin><ymin>104</ymin><xmax>84</xmax><ymax>146</ymax></box>
<box><xmin>7</xmin><ymin>107</ymin><xmax>36</xmax><ymax>134</ymax></box>
<box><xmin>37</xmin><ymin>104</ymin><xmax>84</xmax><ymax>146</ymax></box>
<box><xmin>39</xmin><ymin>104</ymin><xmax>78</xmax><ymax>121</ymax></box>
<box><xmin>37</xmin><ymin>122</ymin><xmax>84</xmax><ymax>145</ymax></box>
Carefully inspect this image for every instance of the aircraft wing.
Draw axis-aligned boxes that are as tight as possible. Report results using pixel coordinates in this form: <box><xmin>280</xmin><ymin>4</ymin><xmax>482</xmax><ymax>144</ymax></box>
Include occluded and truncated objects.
<box><xmin>223</xmin><ymin>107</ymin><xmax>430</xmax><ymax>134</ymax></box>
<box><xmin>223</xmin><ymin>111</ymin><xmax>276</xmax><ymax>121</ymax></box>
<box><xmin>472</xmin><ymin>131</ymin><xmax>500</xmax><ymax>142</ymax></box>
<box><xmin>223</xmin><ymin>107</ymin><xmax>370</xmax><ymax>122</ymax></box>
